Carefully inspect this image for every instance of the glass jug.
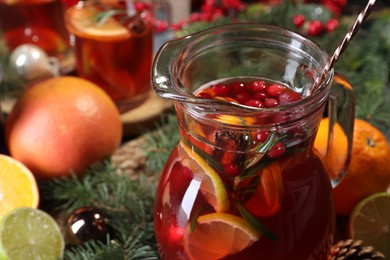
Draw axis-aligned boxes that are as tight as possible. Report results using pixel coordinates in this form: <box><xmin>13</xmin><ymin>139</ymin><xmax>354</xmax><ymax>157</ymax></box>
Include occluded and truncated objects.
<box><xmin>152</xmin><ymin>24</ymin><xmax>355</xmax><ymax>259</ymax></box>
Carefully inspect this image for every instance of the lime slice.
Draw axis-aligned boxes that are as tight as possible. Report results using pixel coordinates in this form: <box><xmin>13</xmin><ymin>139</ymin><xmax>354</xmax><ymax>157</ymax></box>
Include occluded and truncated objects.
<box><xmin>349</xmin><ymin>192</ymin><xmax>390</xmax><ymax>257</ymax></box>
<box><xmin>0</xmin><ymin>207</ymin><xmax>64</xmax><ymax>260</ymax></box>
<box><xmin>180</xmin><ymin>142</ymin><xmax>229</xmax><ymax>212</ymax></box>
<box><xmin>184</xmin><ymin>212</ymin><xmax>260</xmax><ymax>260</ymax></box>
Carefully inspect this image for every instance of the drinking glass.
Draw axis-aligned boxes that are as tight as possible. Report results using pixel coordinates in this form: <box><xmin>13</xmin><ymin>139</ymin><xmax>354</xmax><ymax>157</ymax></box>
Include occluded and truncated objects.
<box><xmin>65</xmin><ymin>0</ymin><xmax>153</xmax><ymax>113</ymax></box>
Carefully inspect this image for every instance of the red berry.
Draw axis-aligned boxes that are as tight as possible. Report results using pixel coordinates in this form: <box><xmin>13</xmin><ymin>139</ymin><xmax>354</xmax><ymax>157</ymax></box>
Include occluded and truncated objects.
<box><xmin>234</xmin><ymin>92</ymin><xmax>250</xmax><ymax>104</ymax></box>
<box><xmin>253</xmin><ymin>92</ymin><xmax>267</xmax><ymax>100</ymax></box>
<box><xmin>255</xmin><ymin>131</ymin><xmax>270</xmax><ymax>143</ymax></box>
<box><xmin>230</xmin><ymin>82</ymin><xmax>247</xmax><ymax>95</ymax></box>
<box><xmin>244</xmin><ymin>99</ymin><xmax>264</xmax><ymax>108</ymax></box>
<box><xmin>212</xmin><ymin>84</ymin><xmax>230</xmax><ymax>96</ymax></box>
<box><xmin>264</xmin><ymin>98</ymin><xmax>279</xmax><ymax>108</ymax></box>
<box><xmin>293</xmin><ymin>14</ymin><xmax>305</xmax><ymax>28</ymax></box>
<box><xmin>223</xmin><ymin>163</ymin><xmax>242</xmax><ymax>177</ymax></box>
<box><xmin>307</xmin><ymin>20</ymin><xmax>323</xmax><ymax>36</ymax></box>
<box><xmin>266</xmin><ymin>84</ymin><xmax>285</xmax><ymax>97</ymax></box>
<box><xmin>190</xmin><ymin>12</ymin><xmax>203</xmax><ymax>22</ymax></box>
<box><xmin>325</xmin><ymin>19</ymin><xmax>339</xmax><ymax>32</ymax></box>
<box><xmin>267</xmin><ymin>141</ymin><xmax>286</xmax><ymax>158</ymax></box>
<box><xmin>278</xmin><ymin>89</ymin><xmax>302</xmax><ymax>105</ymax></box>
<box><xmin>248</xmin><ymin>80</ymin><xmax>267</xmax><ymax>93</ymax></box>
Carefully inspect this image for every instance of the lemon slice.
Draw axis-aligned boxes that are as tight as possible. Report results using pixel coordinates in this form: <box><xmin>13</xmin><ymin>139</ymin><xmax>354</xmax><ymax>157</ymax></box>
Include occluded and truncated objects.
<box><xmin>180</xmin><ymin>142</ymin><xmax>229</xmax><ymax>212</ymax></box>
<box><xmin>0</xmin><ymin>155</ymin><xmax>39</xmax><ymax>219</ymax></box>
<box><xmin>349</xmin><ymin>192</ymin><xmax>390</xmax><ymax>257</ymax></box>
<box><xmin>65</xmin><ymin>4</ymin><xmax>130</xmax><ymax>41</ymax></box>
<box><xmin>0</xmin><ymin>207</ymin><xmax>64</xmax><ymax>260</ymax></box>
<box><xmin>184</xmin><ymin>213</ymin><xmax>260</xmax><ymax>260</ymax></box>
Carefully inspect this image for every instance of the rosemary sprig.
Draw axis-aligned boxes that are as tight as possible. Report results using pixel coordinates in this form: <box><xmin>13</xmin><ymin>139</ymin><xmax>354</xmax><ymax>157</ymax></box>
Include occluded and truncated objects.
<box><xmin>94</xmin><ymin>9</ymin><xmax>128</xmax><ymax>26</ymax></box>
<box><xmin>236</xmin><ymin>203</ymin><xmax>278</xmax><ymax>241</ymax></box>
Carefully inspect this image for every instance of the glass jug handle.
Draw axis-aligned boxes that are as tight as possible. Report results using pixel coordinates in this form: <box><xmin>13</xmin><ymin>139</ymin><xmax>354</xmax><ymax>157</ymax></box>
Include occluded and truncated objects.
<box><xmin>324</xmin><ymin>72</ymin><xmax>355</xmax><ymax>187</ymax></box>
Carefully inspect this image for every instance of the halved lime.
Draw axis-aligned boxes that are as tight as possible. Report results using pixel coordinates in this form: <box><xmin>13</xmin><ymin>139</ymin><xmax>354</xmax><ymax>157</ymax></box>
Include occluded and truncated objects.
<box><xmin>0</xmin><ymin>207</ymin><xmax>64</xmax><ymax>260</ymax></box>
<box><xmin>349</xmin><ymin>192</ymin><xmax>390</xmax><ymax>257</ymax></box>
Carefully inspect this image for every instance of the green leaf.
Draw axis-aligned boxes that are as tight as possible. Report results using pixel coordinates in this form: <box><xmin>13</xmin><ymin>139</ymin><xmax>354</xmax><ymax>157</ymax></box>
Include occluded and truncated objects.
<box><xmin>236</xmin><ymin>203</ymin><xmax>278</xmax><ymax>241</ymax></box>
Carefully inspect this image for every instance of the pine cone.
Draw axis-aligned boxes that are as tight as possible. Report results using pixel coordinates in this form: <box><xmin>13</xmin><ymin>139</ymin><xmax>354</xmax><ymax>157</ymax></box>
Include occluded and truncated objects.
<box><xmin>329</xmin><ymin>239</ymin><xmax>385</xmax><ymax>260</ymax></box>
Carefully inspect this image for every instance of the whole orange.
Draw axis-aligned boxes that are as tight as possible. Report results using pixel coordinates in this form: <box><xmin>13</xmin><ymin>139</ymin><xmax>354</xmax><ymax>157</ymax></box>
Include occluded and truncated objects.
<box><xmin>314</xmin><ymin>117</ymin><xmax>348</xmax><ymax>180</ymax></box>
<box><xmin>6</xmin><ymin>76</ymin><xmax>123</xmax><ymax>180</ymax></box>
<box><xmin>315</xmin><ymin>118</ymin><xmax>390</xmax><ymax>215</ymax></box>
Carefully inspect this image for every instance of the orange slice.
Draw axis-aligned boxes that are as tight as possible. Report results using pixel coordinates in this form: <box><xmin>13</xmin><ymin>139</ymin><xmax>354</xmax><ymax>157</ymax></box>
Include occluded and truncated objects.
<box><xmin>180</xmin><ymin>142</ymin><xmax>229</xmax><ymax>212</ymax></box>
<box><xmin>0</xmin><ymin>155</ymin><xmax>39</xmax><ymax>218</ymax></box>
<box><xmin>65</xmin><ymin>3</ymin><xmax>130</xmax><ymax>41</ymax></box>
<box><xmin>243</xmin><ymin>162</ymin><xmax>283</xmax><ymax>217</ymax></box>
<box><xmin>183</xmin><ymin>213</ymin><xmax>260</xmax><ymax>260</ymax></box>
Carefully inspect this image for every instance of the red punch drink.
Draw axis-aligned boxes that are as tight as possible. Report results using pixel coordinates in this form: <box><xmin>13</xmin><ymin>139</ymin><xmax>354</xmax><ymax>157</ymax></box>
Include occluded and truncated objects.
<box><xmin>154</xmin><ymin>78</ymin><xmax>335</xmax><ymax>259</ymax></box>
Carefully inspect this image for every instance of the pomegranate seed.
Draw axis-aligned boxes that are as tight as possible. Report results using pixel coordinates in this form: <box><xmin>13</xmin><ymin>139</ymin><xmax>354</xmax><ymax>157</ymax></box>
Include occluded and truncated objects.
<box><xmin>267</xmin><ymin>141</ymin><xmax>286</xmax><ymax>158</ymax></box>
<box><xmin>234</xmin><ymin>92</ymin><xmax>250</xmax><ymax>104</ymax></box>
<box><xmin>223</xmin><ymin>163</ymin><xmax>242</xmax><ymax>177</ymax></box>
<box><xmin>255</xmin><ymin>131</ymin><xmax>270</xmax><ymax>143</ymax></box>
<box><xmin>264</xmin><ymin>98</ymin><xmax>279</xmax><ymax>108</ymax></box>
<box><xmin>212</xmin><ymin>84</ymin><xmax>230</xmax><ymax>96</ymax></box>
<box><xmin>293</xmin><ymin>14</ymin><xmax>305</xmax><ymax>28</ymax></box>
<box><xmin>248</xmin><ymin>80</ymin><xmax>267</xmax><ymax>93</ymax></box>
<box><xmin>325</xmin><ymin>19</ymin><xmax>339</xmax><ymax>32</ymax></box>
<box><xmin>278</xmin><ymin>90</ymin><xmax>302</xmax><ymax>105</ymax></box>
<box><xmin>266</xmin><ymin>84</ymin><xmax>285</xmax><ymax>97</ymax></box>
<box><xmin>307</xmin><ymin>20</ymin><xmax>323</xmax><ymax>36</ymax></box>
<box><xmin>244</xmin><ymin>99</ymin><xmax>264</xmax><ymax>108</ymax></box>
<box><xmin>253</xmin><ymin>92</ymin><xmax>267</xmax><ymax>100</ymax></box>
<box><xmin>230</xmin><ymin>82</ymin><xmax>247</xmax><ymax>95</ymax></box>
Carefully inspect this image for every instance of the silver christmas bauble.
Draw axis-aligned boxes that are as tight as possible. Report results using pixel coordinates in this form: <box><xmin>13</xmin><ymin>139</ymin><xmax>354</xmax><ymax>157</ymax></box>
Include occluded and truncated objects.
<box><xmin>9</xmin><ymin>44</ymin><xmax>60</xmax><ymax>82</ymax></box>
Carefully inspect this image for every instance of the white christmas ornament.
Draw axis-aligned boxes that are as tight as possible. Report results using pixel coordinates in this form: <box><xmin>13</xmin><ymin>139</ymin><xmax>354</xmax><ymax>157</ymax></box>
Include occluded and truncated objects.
<box><xmin>9</xmin><ymin>44</ymin><xmax>60</xmax><ymax>82</ymax></box>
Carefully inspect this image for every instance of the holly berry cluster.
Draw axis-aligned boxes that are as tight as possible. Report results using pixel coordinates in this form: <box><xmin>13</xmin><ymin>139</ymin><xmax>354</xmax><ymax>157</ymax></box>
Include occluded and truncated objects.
<box><xmin>293</xmin><ymin>14</ymin><xmax>340</xmax><ymax>36</ymax></box>
<box><xmin>170</xmin><ymin>0</ymin><xmax>245</xmax><ymax>31</ymax></box>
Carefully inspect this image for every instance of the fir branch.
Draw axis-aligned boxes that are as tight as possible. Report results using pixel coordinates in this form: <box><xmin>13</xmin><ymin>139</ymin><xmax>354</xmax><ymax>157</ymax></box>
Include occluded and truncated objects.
<box><xmin>64</xmin><ymin>240</ymin><xmax>121</xmax><ymax>260</ymax></box>
<box><xmin>143</xmin><ymin>113</ymin><xmax>180</xmax><ymax>173</ymax></box>
<box><xmin>39</xmin><ymin>160</ymin><xmax>158</xmax><ymax>258</ymax></box>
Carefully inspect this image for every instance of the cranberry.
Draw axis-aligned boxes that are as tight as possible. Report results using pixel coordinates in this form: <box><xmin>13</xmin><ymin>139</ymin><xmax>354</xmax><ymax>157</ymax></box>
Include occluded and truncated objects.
<box><xmin>278</xmin><ymin>90</ymin><xmax>302</xmax><ymax>105</ymax></box>
<box><xmin>255</xmin><ymin>131</ymin><xmax>270</xmax><ymax>143</ymax></box>
<box><xmin>223</xmin><ymin>163</ymin><xmax>242</xmax><ymax>177</ymax></box>
<box><xmin>307</xmin><ymin>20</ymin><xmax>323</xmax><ymax>36</ymax></box>
<box><xmin>266</xmin><ymin>84</ymin><xmax>285</xmax><ymax>97</ymax></box>
<box><xmin>212</xmin><ymin>84</ymin><xmax>230</xmax><ymax>96</ymax></box>
<box><xmin>264</xmin><ymin>98</ymin><xmax>279</xmax><ymax>108</ymax></box>
<box><xmin>293</xmin><ymin>14</ymin><xmax>305</xmax><ymax>28</ymax></box>
<box><xmin>244</xmin><ymin>99</ymin><xmax>264</xmax><ymax>108</ymax></box>
<box><xmin>267</xmin><ymin>141</ymin><xmax>286</xmax><ymax>158</ymax></box>
<box><xmin>230</xmin><ymin>82</ymin><xmax>247</xmax><ymax>95</ymax></box>
<box><xmin>234</xmin><ymin>92</ymin><xmax>251</xmax><ymax>104</ymax></box>
<box><xmin>325</xmin><ymin>19</ymin><xmax>339</xmax><ymax>32</ymax></box>
<box><xmin>253</xmin><ymin>92</ymin><xmax>267</xmax><ymax>100</ymax></box>
<box><xmin>248</xmin><ymin>80</ymin><xmax>267</xmax><ymax>93</ymax></box>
